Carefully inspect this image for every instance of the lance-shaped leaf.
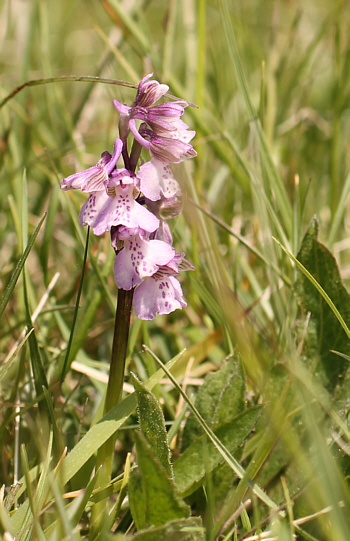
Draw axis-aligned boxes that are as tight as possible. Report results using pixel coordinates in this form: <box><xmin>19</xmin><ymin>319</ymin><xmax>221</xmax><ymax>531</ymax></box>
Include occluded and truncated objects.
<box><xmin>174</xmin><ymin>406</ymin><xmax>263</xmax><ymax>496</ymax></box>
<box><xmin>294</xmin><ymin>217</ymin><xmax>350</xmax><ymax>392</ymax></box>
<box><xmin>131</xmin><ymin>372</ymin><xmax>172</xmax><ymax>478</ymax></box>
<box><xmin>181</xmin><ymin>355</ymin><xmax>245</xmax><ymax>451</ymax></box>
<box><xmin>0</xmin><ymin>213</ymin><xmax>46</xmax><ymax>319</ymax></box>
<box><xmin>129</xmin><ymin>432</ymin><xmax>190</xmax><ymax>530</ymax></box>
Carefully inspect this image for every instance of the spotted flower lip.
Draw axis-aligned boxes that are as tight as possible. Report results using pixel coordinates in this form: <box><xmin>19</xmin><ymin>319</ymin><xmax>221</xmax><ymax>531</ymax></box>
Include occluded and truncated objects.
<box><xmin>79</xmin><ymin>185</ymin><xmax>159</xmax><ymax>235</ymax></box>
<box><xmin>60</xmin><ymin>138</ymin><xmax>123</xmax><ymax>192</ymax></box>
<box><xmin>137</xmin><ymin>159</ymin><xmax>181</xmax><ymax>201</ymax></box>
<box><xmin>114</xmin><ymin>233</ymin><xmax>175</xmax><ymax>290</ymax></box>
<box><xmin>133</xmin><ymin>275</ymin><xmax>187</xmax><ymax>320</ymax></box>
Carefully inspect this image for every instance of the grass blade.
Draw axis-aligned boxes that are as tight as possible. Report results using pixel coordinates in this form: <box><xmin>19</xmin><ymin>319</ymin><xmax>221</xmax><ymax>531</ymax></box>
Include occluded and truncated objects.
<box><xmin>0</xmin><ymin>213</ymin><xmax>47</xmax><ymax>319</ymax></box>
<box><xmin>61</xmin><ymin>226</ymin><xmax>90</xmax><ymax>382</ymax></box>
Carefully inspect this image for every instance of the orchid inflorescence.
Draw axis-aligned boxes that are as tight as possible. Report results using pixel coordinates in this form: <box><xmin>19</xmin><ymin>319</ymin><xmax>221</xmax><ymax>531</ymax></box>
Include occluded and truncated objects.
<box><xmin>61</xmin><ymin>74</ymin><xmax>196</xmax><ymax>320</ymax></box>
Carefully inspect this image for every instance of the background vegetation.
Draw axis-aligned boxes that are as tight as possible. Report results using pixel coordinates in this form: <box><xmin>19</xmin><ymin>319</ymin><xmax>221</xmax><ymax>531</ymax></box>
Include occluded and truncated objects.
<box><xmin>1</xmin><ymin>0</ymin><xmax>350</xmax><ymax>539</ymax></box>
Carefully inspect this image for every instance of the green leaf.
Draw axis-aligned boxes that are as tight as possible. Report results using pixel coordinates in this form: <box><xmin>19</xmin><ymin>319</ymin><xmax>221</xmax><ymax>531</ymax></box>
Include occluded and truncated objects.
<box><xmin>61</xmin><ymin>354</ymin><xmax>181</xmax><ymax>487</ymax></box>
<box><xmin>132</xmin><ymin>517</ymin><xmax>205</xmax><ymax>540</ymax></box>
<box><xmin>0</xmin><ymin>328</ymin><xmax>33</xmax><ymax>381</ymax></box>
<box><xmin>61</xmin><ymin>226</ymin><xmax>90</xmax><ymax>382</ymax></box>
<box><xmin>145</xmin><ymin>346</ymin><xmax>280</xmax><ymax>514</ymax></box>
<box><xmin>174</xmin><ymin>406</ymin><xmax>263</xmax><ymax>496</ymax></box>
<box><xmin>11</xmin><ymin>354</ymin><xmax>182</xmax><ymax>511</ymax></box>
<box><xmin>181</xmin><ymin>355</ymin><xmax>245</xmax><ymax>450</ymax></box>
<box><xmin>294</xmin><ymin>217</ymin><xmax>350</xmax><ymax>392</ymax></box>
<box><xmin>129</xmin><ymin>432</ymin><xmax>190</xmax><ymax>530</ymax></box>
<box><xmin>40</xmin><ymin>182</ymin><xmax>60</xmax><ymax>283</ymax></box>
<box><xmin>131</xmin><ymin>373</ymin><xmax>173</xmax><ymax>479</ymax></box>
<box><xmin>129</xmin><ymin>468</ymin><xmax>146</xmax><ymax>531</ymax></box>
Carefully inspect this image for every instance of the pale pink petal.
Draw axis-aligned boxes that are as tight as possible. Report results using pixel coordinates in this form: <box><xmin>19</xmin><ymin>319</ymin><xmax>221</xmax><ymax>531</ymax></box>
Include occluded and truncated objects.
<box><xmin>138</xmin><ymin>159</ymin><xmax>181</xmax><ymax>201</ymax></box>
<box><xmin>79</xmin><ymin>187</ymin><xmax>159</xmax><ymax>235</ymax></box>
<box><xmin>114</xmin><ymin>237</ymin><xmax>174</xmax><ymax>290</ymax></box>
<box><xmin>61</xmin><ymin>139</ymin><xmax>123</xmax><ymax>192</ymax></box>
<box><xmin>133</xmin><ymin>276</ymin><xmax>186</xmax><ymax>320</ymax></box>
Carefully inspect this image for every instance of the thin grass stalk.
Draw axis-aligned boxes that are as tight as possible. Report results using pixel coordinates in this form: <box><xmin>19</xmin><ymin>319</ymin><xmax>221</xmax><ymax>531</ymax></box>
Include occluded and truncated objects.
<box><xmin>60</xmin><ymin>227</ymin><xmax>90</xmax><ymax>382</ymax></box>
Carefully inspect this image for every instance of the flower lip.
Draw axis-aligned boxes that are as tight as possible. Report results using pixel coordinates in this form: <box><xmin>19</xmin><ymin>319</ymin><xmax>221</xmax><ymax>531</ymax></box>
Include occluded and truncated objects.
<box><xmin>114</xmin><ymin>233</ymin><xmax>175</xmax><ymax>290</ymax></box>
<box><xmin>79</xmin><ymin>186</ymin><xmax>159</xmax><ymax>235</ymax></box>
<box><xmin>133</xmin><ymin>275</ymin><xmax>187</xmax><ymax>320</ymax></box>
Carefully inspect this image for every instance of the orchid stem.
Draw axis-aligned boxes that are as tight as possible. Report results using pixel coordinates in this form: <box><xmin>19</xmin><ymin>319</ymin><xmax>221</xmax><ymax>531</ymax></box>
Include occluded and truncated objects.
<box><xmin>105</xmin><ymin>287</ymin><xmax>134</xmax><ymax>413</ymax></box>
<box><xmin>89</xmin><ymin>287</ymin><xmax>134</xmax><ymax>540</ymax></box>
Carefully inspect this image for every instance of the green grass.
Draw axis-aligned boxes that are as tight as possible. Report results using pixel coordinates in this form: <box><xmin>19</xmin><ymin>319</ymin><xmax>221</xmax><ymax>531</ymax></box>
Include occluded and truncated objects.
<box><xmin>1</xmin><ymin>0</ymin><xmax>350</xmax><ymax>539</ymax></box>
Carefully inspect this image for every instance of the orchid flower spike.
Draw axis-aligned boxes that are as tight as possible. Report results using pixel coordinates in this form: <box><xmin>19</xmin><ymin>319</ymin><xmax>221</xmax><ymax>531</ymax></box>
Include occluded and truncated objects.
<box><xmin>60</xmin><ymin>74</ymin><xmax>196</xmax><ymax>320</ymax></box>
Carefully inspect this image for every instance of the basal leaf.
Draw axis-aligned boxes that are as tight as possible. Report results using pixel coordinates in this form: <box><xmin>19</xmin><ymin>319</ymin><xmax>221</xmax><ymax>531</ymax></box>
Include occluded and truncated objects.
<box><xmin>131</xmin><ymin>373</ymin><xmax>172</xmax><ymax>478</ymax></box>
<box><xmin>181</xmin><ymin>355</ymin><xmax>245</xmax><ymax>450</ymax></box>
<box><xmin>61</xmin><ymin>354</ymin><xmax>180</xmax><ymax>486</ymax></box>
<box><xmin>294</xmin><ymin>217</ymin><xmax>350</xmax><ymax>392</ymax></box>
<box><xmin>129</xmin><ymin>468</ymin><xmax>146</xmax><ymax>531</ymax></box>
<box><xmin>11</xmin><ymin>354</ymin><xmax>182</xmax><ymax>512</ymax></box>
<box><xmin>129</xmin><ymin>432</ymin><xmax>190</xmax><ymax>530</ymax></box>
<box><xmin>174</xmin><ymin>406</ymin><xmax>262</xmax><ymax>496</ymax></box>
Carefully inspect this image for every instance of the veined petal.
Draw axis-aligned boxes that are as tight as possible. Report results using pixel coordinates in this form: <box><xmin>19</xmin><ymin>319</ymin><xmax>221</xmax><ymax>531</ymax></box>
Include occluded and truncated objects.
<box><xmin>135</xmin><ymin>74</ymin><xmax>169</xmax><ymax>107</ymax></box>
<box><xmin>60</xmin><ymin>138</ymin><xmax>123</xmax><ymax>193</ymax></box>
<box><xmin>150</xmin><ymin>136</ymin><xmax>197</xmax><ymax>164</ymax></box>
<box><xmin>114</xmin><ymin>236</ymin><xmax>175</xmax><ymax>290</ymax></box>
<box><xmin>133</xmin><ymin>276</ymin><xmax>186</xmax><ymax>320</ymax></box>
<box><xmin>79</xmin><ymin>186</ymin><xmax>159</xmax><ymax>235</ymax></box>
<box><xmin>156</xmin><ymin>124</ymin><xmax>196</xmax><ymax>143</ymax></box>
<box><xmin>61</xmin><ymin>165</ymin><xmax>109</xmax><ymax>192</ymax></box>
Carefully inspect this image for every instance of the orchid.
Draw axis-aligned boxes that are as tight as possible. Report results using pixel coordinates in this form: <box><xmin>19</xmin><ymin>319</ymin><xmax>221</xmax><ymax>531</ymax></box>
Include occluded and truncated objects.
<box><xmin>61</xmin><ymin>74</ymin><xmax>196</xmax><ymax>320</ymax></box>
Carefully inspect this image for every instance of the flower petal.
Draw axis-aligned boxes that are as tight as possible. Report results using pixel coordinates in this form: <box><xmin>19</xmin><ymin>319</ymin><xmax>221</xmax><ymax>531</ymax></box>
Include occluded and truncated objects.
<box><xmin>133</xmin><ymin>276</ymin><xmax>186</xmax><ymax>320</ymax></box>
<box><xmin>60</xmin><ymin>139</ymin><xmax>123</xmax><ymax>192</ymax></box>
<box><xmin>79</xmin><ymin>187</ymin><xmax>159</xmax><ymax>235</ymax></box>
<box><xmin>135</xmin><ymin>74</ymin><xmax>169</xmax><ymax>107</ymax></box>
<box><xmin>61</xmin><ymin>165</ymin><xmax>108</xmax><ymax>192</ymax></box>
<box><xmin>114</xmin><ymin>236</ymin><xmax>175</xmax><ymax>290</ymax></box>
<box><xmin>138</xmin><ymin>159</ymin><xmax>181</xmax><ymax>200</ymax></box>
